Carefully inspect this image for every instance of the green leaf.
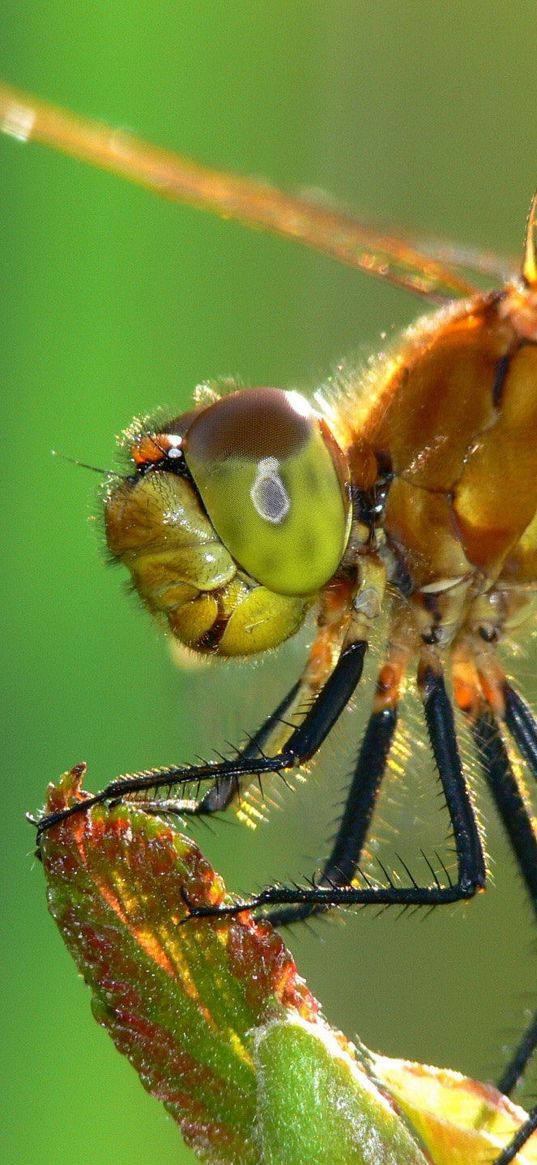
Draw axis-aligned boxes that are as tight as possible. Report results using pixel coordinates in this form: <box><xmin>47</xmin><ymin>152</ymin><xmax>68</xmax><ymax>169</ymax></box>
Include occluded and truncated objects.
<box><xmin>371</xmin><ymin>1054</ymin><xmax>537</xmax><ymax>1165</ymax></box>
<box><xmin>36</xmin><ymin>765</ymin><xmax>535</xmax><ymax>1164</ymax></box>
<box><xmin>254</xmin><ymin>1016</ymin><xmax>426</xmax><ymax>1164</ymax></box>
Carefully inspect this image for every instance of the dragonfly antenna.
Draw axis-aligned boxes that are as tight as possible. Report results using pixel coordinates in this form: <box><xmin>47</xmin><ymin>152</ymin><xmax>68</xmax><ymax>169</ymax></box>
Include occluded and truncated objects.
<box><xmin>51</xmin><ymin>449</ymin><xmax>117</xmax><ymax>476</ymax></box>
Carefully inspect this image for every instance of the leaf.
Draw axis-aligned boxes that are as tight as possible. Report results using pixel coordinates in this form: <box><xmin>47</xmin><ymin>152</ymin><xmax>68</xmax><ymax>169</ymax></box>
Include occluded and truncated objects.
<box><xmin>35</xmin><ymin>765</ymin><xmax>535</xmax><ymax>1164</ymax></box>
<box><xmin>371</xmin><ymin>1054</ymin><xmax>537</xmax><ymax>1165</ymax></box>
<box><xmin>254</xmin><ymin>1016</ymin><xmax>427</xmax><ymax>1165</ymax></box>
<box><xmin>39</xmin><ymin>765</ymin><xmax>315</xmax><ymax>1163</ymax></box>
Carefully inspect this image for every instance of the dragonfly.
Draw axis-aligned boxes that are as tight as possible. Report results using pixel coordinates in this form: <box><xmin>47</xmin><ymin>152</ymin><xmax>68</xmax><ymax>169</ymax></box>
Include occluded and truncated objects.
<box><xmin>2</xmin><ymin>83</ymin><xmax>536</xmax><ymax>1165</ymax></box>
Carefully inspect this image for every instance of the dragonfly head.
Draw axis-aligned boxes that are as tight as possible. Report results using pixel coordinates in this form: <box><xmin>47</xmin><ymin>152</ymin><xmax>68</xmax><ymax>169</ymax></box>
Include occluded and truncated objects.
<box><xmin>104</xmin><ymin>385</ymin><xmax>351</xmax><ymax>656</ymax></box>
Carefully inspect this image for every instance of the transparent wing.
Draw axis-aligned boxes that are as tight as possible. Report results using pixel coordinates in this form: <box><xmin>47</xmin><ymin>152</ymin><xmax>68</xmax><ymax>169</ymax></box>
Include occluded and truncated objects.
<box><xmin>0</xmin><ymin>81</ymin><xmax>515</xmax><ymax>302</ymax></box>
<box><xmin>412</xmin><ymin>235</ymin><xmax>517</xmax><ymax>286</ymax></box>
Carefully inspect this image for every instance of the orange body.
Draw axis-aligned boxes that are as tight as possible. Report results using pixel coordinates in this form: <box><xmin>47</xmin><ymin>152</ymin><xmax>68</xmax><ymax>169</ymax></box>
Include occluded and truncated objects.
<box><xmin>332</xmin><ymin>281</ymin><xmax>537</xmax><ymax>719</ymax></box>
<box><xmin>361</xmin><ymin>293</ymin><xmax>537</xmax><ymax>592</ymax></box>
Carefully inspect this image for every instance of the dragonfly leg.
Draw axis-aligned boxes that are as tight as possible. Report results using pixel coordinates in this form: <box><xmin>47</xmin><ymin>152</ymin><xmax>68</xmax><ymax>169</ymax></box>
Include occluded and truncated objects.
<box><xmin>503</xmin><ymin>682</ymin><xmax>537</xmax><ymax>777</ymax></box>
<box><xmin>453</xmin><ymin>640</ymin><xmax>537</xmax><ymax>1163</ymax></box>
<box><xmin>263</xmin><ymin>656</ymin><xmax>402</xmax><ymax>926</ymax></box>
<box><xmin>189</xmin><ymin>659</ymin><xmax>487</xmax><ymax>916</ymax></box>
<box><xmin>471</xmin><ymin>712</ymin><xmax>537</xmax><ymax>1115</ymax></box>
<box><xmin>35</xmin><ymin>637</ymin><xmax>368</xmax><ymax>835</ymax></box>
<box><xmin>492</xmin><ymin>1111</ymin><xmax>537</xmax><ymax>1165</ymax></box>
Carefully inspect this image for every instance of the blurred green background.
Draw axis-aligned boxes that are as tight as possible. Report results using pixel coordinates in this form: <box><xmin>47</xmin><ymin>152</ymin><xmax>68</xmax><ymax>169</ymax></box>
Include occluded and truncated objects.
<box><xmin>2</xmin><ymin>4</ymin><xmax>537</xmax><ymax>1163</ymax></box>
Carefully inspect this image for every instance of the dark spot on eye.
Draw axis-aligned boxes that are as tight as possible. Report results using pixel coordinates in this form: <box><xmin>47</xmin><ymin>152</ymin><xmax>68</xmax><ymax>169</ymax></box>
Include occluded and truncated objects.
<box><xmin>300</xmin><ymin>533</ymin><xmax>317</xmax><ymax>560</ymax></box>
<box><xmin>303</xmin><ymin>463</ymin><xmax>320</xmax><ymax>493</ymax></box>
<box><xmin>260</xmin><ymin>555</ymin><xmax>278</xmax><ymax>577</ymax></box>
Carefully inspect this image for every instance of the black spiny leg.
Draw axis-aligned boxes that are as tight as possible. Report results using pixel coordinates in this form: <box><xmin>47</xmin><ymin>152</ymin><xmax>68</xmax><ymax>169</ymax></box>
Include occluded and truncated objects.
<box><xmin>493</xmin><ymin>1111</ymin><xmax>537</xmax><ymax>1165</ymax></box>
<box><xmin>36</xmin><ymin>640</ymin><xmax>368</xmax><ymax>835</ymax></box>
<box><xmin>195</xmin><ymin>678</ymin><xmax>303</xmax><ymax>814</ymax></box>
<box><xmin>419</xmin><ymin>664</ymin><xmax>487</xmax><ymax>895</ymax></box>
<box><xmin>190</xmin><ymin>666</ymin><xmax>487</xmax><ymax>916</ymax></box>
<box><xmin>473</xmin><ymin>709</ymin><xmax>537</xmax><ymax>914</ymax></box>
<box><xmin>503</xmin><ymin>682</ymin><xmax>537</xmax><ymax>778</ymax></box>
<box><xmin>471</xmin><ymin>710</ymin><xmax>537</xmax><ymax>1164</ymax></box>
<box><xmin>265</xmin><ymin>704</ymin><xmax>398</xmax><ymax>926</ymax></box>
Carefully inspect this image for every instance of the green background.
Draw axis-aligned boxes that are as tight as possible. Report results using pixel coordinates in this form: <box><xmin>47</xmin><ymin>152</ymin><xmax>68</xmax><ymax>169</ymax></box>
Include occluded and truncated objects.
<box><xmin>2</xmin><ymin>4</ymin><xmax>537</xmax><ymax>1163</ymax></box>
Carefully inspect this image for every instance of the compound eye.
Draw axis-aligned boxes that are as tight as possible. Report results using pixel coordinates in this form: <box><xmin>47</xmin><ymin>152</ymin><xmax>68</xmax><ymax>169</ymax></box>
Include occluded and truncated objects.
<box><xmin>183</xmin><ymin>387</ymin><xmax>351</xmax><ymax>595</ymax></box>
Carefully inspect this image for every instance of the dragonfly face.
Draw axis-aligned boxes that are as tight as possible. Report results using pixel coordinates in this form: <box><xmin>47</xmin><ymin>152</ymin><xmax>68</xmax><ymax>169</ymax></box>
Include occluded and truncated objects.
<box><xmin>105</xmin><ymin>386</ymin><xmax>351</xmax><ymax>655</ymax></box>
